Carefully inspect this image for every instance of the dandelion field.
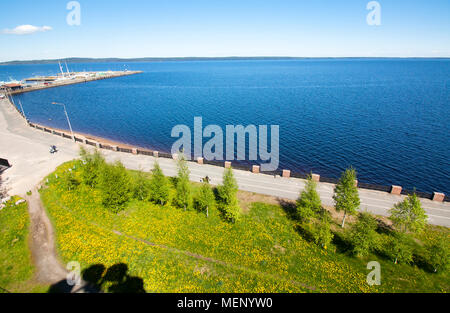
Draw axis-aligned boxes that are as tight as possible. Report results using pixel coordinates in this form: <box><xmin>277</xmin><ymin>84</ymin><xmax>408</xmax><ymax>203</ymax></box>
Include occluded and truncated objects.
<box><xmin>40</xmin><ymin>161</ymin><xmax>449</xmax><ymax>293</ymax></box>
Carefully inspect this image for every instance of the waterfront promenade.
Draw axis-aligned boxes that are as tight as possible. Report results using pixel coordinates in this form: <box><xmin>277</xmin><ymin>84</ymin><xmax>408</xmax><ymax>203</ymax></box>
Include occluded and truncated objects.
<box><xmin>1</xmin><ymin>98</ymin><xmax>449</xmax><ymax>227</ymax></box>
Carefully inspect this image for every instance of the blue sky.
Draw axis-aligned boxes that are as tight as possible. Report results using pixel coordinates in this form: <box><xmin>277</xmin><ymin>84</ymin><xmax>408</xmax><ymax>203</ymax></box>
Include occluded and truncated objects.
<box><xmin>1</xmin><ymin>0</ymin><xmax>449</xmax><ymax>61</ymax></box>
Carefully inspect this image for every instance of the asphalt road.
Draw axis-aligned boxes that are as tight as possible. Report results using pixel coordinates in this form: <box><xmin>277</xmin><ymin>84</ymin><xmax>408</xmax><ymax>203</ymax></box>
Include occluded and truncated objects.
<box><xmin>1</xmin><ymin>98</ymin><xmax>449</xmax><ymax>227</ymax></box>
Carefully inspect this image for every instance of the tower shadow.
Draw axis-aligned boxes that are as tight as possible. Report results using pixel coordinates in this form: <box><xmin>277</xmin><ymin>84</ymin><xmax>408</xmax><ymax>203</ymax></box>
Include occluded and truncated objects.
<box><xmin>47</xmin><ymin>263</ymin><xmax>145</xmax><ymax>293</ymax></box>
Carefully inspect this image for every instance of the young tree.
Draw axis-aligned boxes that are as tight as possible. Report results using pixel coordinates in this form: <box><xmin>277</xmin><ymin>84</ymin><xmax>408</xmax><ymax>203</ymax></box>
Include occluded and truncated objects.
<box><xmin>132</xmin><ymin>169</ymin><xmax>152</xmax><ymax>201</ymax></box>
<box><xmin>385</xmin><ymin>232</ymin><xmax>414</xmax><ymax>264</ymax></box>
<box><xmin>297</xmin><ymin>174</ymin><xmax>322</xmax><ymax>223</ymax></box>
<box><xmin>333</xmin><ymin>167</ymin><xmax>360</xmax><ymax>228</ymax></box>
<box><xmin>79</xmin><ymin>147</ymin><xmax>105</xmax><ymax>188</ymax></box>
<box><xmin>194</xmin><ymin>182</ymin><xmax>216</xmax><ymax>218</ymax></box>
<box><xmin>175</xmin><ymin>153</ymin><xmax>191</xmax><ymax>211</ymax></box>
<box><xmin>60</xmin><ymin>170</ymin><xmax>80</xmax><ymax>191</ymax></box>
<box><xmin>149</xmin><ymin>161</ymin><xmax>170</xmax><ymax>206</ymax></box>
<box><xmin>312</xmin><ymin>215</ymin><xmax>334</xmax><ymax>250</ymax></box>
<box><xmin>98</xmin><ymin>161</ymin><xmax>132</xmax><ymax>213</ymax></box>
<box><xmin>424</xmin><ymin>234</ymin><xmax>449</xmax><ymax>273</ymax></box>
<box><xmin>349</xmin><ymin>212</ymin><xmax>379</xmax><ymax>257</ymax></box>
<box><xmin>217</xmin><ymin>168</ymin><xmax>241</xmax><ymax>223</ymax></box>
<box><xmin>389</xmin><ymin>193</ymin><xmax>428</xmax><ymax>234</ymax></box>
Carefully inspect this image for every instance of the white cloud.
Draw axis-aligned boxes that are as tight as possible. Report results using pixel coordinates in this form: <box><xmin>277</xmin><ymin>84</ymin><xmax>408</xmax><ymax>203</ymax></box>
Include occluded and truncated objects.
<box><xmin>3</xmin><ymin>25</ymin><xmax>53</xmax><ymax>35</ymax></box>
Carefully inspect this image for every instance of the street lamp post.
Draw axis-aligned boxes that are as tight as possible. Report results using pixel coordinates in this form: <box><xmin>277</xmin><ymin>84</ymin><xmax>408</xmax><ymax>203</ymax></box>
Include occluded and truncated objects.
<box><xmin>52</xmin><ymin>102</ymin><xmax>75</xmax><ymax>142</ymax></box>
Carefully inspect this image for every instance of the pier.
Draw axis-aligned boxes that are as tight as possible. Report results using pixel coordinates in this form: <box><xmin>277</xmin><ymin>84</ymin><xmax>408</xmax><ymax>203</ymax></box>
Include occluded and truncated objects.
<box><xmin>1</xmin><ymin>70</ymin><xmax>143</xmax><ymax>95</ymax></box>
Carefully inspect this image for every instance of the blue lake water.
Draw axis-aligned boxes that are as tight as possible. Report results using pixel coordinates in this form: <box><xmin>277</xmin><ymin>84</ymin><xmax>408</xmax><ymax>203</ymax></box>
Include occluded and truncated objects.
<box><xmin>2</xmin><ymin>59</ymin><xmax>449</xmax><ymax>194</ymax></box>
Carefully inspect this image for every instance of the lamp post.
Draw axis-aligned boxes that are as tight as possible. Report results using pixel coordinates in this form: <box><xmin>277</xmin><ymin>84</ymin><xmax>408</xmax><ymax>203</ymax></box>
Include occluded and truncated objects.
<box><xmin>52</xmin><ymin>102</ymin><xmax>75</xmax><ymax>142</ymax></box>
<box><xmin>18</xmin><ymin>100</ymin><xmax>27</xmax><ymax>120</ymax></box>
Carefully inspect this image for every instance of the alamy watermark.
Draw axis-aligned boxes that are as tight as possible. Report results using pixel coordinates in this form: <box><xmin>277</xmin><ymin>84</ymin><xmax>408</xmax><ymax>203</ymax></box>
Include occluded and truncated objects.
<box><xmin>171</xmin><ymin>117</ymin><xmax>279</xmax><ymax>171</ymax></box>
<box><xmin>67</xmin><ymin>1</ymin><xmax>81</xmax><ymax>26</ymax></box>
<box><xmin>66</xmin><ymin>261</ymin><xmax>82</xmax><ymax>287</ymax></box>
<box><xmin>366</xmin><ymin>261</ymin><xmax>381</xmax><ymax>286</ymax></box>
<box><xmin>367</xmin><ymin>1</ymin><xmax>381</xmax><ymax>26</ymax></box>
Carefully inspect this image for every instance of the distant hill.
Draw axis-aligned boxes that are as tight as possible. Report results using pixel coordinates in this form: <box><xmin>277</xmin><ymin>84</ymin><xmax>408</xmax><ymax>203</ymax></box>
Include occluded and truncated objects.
<box><xmin>1</xmin><ymin>56</ymin><xmax>447</xmax><ymax>65</ymax></box>
<box><xmin>0</xmin><ymin>57</ymin><xmax>309</xmax><ymax>65</ymax></box>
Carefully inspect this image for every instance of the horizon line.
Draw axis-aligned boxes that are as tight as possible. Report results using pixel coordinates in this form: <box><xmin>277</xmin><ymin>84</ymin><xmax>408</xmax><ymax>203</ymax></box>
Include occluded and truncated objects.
<box><xmin>1</xmin><ymin>56</ymin><xmax>450</xmax><ymax>65</ymax></box>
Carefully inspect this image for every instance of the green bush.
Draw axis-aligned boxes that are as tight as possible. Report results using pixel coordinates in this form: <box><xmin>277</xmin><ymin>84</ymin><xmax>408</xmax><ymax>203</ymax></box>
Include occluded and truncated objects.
<box><xmin>194</xmin><ymin>182</ymin><xmax>216</xmax><ymax>218</ymax></box>
<box><xmin>389</xmin><ymin>193</ymin><xmax>428</xmax><ymax>234</ymax></box>
<box><xmin>424</xmin><ymin>234</ymin><xmax>449</xmax><ymax>273</ymax></box>
<box><xmin>297</xmin><ymin>175</ymin><xmax>322</xmax><ymax>223</ymax></box>
<box><xmin>60</xmin><ymin>170</ymin><xmax>80</xmax><ymax>192</ymax></box>
<box><xmin>333</xmin><ymin>167</ymin><xmax>360</xmax><ymax>228</ymax></box>
<box><xmin>98</xmin><ymin>161</ymin><xmax>132</xmax><ymax>213</ymax></box>
<box><xmin>79</xmin><ymin>147</ymin><xmax>106</xmax><ymax>188</ymax></box>
<box><xmin>149</xmin><ymin>162</ymin><xmax>170</xmax><ymax>206</ymax></box>
<box><xmin>217</xmin><ymin>168</ymin><xmax>241</xmax><ymax>223</ymax></box>
<box><xmin>384</xmin><ymin>232</ymin><xmax>414</xmax><ymax>264</ymax></box>
<box><xmin>349</xmin><ymin>212</ymin><xmax>379</xmax><ymax>257</ymax></box>
<box><xmin>298</xmin><ymin>213</ymin><xmax>334</xmax><ymax>250</ymax></box>
<box><xmin>175</xmin><ymin>154</ymin><xmax>192</xmax><ymax>211</ymax></box>
<box><xmin>312</xmin><ymin>218</ymin><xmax>334</xmax><ymax>250</ymax></box>
<box><xmin>132</xmin><ymin>170</ymin><xmax>152</xmax><ymax>201</ymax></box>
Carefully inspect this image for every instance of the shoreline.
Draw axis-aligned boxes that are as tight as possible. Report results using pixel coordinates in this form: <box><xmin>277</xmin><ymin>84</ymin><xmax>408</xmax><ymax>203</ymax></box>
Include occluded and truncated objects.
<box><xmin>27</xmin><ymin>121</ymin><xmax>167</xmax><ymax>155</ymax></box>
<box><xmin>2</xmin><ymin>93</ymin><xmax>448</xmax><ymax>202</ymax></box>
<box><xmin>26</xmin><ymin>119</ymin><xmax>449</xmax><ymax>203</ymax></box>
<box><xmin>2</xmin><ymin>97</ymin><xmax>449</xmax><ymax>227</ymax></box>
<box><xmin>32</xmin><ymin>123</ymin><xmax>144</xmax><ymax>150</ymax></box>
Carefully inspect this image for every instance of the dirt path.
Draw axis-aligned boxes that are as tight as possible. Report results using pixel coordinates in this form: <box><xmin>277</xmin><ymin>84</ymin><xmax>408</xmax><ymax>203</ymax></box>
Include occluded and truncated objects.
<box><xmin>27</xmin><ymin>189</ymin><xmax>68</xmax><ymax>283</ymax></box>
<box><xmin>26</xmin><ymin>189</ymin><xmax>94</xmax><ymax>293</ymax></box>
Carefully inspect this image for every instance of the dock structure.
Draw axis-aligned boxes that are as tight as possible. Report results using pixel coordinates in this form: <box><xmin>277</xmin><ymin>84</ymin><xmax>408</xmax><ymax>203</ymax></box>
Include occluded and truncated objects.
<box><xmin>1</xmin><ymin>70</ymin><xmax>143</xmax><ymax>95</ymax></box>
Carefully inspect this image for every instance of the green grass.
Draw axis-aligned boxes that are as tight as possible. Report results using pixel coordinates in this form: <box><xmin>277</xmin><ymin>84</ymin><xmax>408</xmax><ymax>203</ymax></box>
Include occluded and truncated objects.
<box><xmin>0</xmin><ymin>197</ymin><xmax>47</xmax><ymax>293</ymax></box>
<box><xmin>40</xmin><ymin>161</ymin><xmax>450</xmax><ymax>293</ymax></box>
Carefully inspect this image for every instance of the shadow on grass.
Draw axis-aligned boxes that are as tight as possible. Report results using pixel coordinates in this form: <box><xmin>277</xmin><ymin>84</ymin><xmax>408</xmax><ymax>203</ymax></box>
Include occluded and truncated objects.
<box><xmin>376</xmin><ymin>219</ymin><xmax>394</xmax><ymax>235</ymax></box>
<box><xmin>412</xmin><ymin>252</ymin><xmax>435</xmax><ymax>273</ymax></box>
<box><xmin>48</xmin><ymin>263</ymin><xmax>145</xmax><ymax>293</ymax></box>
<box><xmin>294</xmin><ymin>223</ymin><xmax>314</xmax><ymax>242</ymax></box>
<box><xmin>331</xmin><ymin>231</ymin><xmax>353</xmax><ymax>255</ymax></box>
<box><xmin>277</xmin><ymin>199</ymin><xmax>298</xmax><ymax>221</ymax></box>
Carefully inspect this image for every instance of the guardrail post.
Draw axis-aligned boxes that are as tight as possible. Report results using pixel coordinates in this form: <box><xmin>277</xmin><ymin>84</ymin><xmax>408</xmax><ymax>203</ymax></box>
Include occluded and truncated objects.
<box><xmin>391</xmin><ymin>185</ymin><xmax>402</xmax><ymax>195</ymax></box>
<box><xmin>311</xmin><ymin>174</ymin><xmax>320</xmax><ymax>182</ymax></box>
<box><xmin>432</xmin><ymin>192</ymin><xmax>445</xmax><ymax>202</ymax></box>
<box><xmin>282</xmin><ymin>170</ymin><xmax>291</xmax><ymax>178</ymax></box>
